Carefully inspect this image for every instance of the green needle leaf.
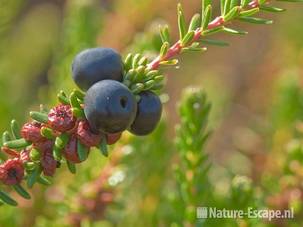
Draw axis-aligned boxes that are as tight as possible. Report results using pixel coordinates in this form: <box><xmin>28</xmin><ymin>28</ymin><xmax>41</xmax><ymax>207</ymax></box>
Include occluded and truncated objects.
<box><xmin>66</xmin><ymin>160</ymin><xmax>76</xmax><ymax>174</ymax></box>
<box><xmin>181</xmin><ymin>31</ymin><xmax>195</xmax><ymax>46</ymax></box>
<box><xmin>223</xmin><ymin>27</ymin><xmax>248</xmax><ymax>35</ymax></box>
<box><xmin>202</xmin><ymin>5</ymin><xmax>212</xmax><ymax>30</ymax></box>
<box><xmin>10</xmin><ymin>120</ymin><xmax>21</xmax><ymax>139</ymax></box>
<box><xmin>260</xmin><ymin>5</ymin><xmax>286</xmax><ymax>12</ymax></box>
<box><xmin>238</xmin><ymin>16</ymin><xmax>273</xmax><ymax>25</ymax></box>
<box><xmin>12</xmin><ymin>185</ymin><xmax>31</xmax><ymax>200</ymax></box>
<box><xmin>240</xmin><ymin>8</ymin><xmax>260</xmax><ymax>17</ymax></box>
<box><xmin>77</xmin><ymin>140</ymin><xmax>88</xmax><ymax>162</ymax></box>
<box><xmin>0</xmin><ymin>190</ymin><xmax>18</xmax><ymax>206</ymax></box>
<box><xmin>37</xmin><ymin>175</ymin><xmax>52</xmax><ymax>185</ymax></box>
<box><xmin>4</xmin><ymin>139</ymin><xmax>31</xmax><ymax>149</ymax></box>
<box><xmin>72</xmin><ymin>108</ymin><xmax>85</xmax><ymax>118</ymax></box>
<box><xmin>159</xmin><ymin>25</ymin><xmax>170</xmax><ymax>43</ymax></box>
<box><xmin>2</xmin><ymin>131</ymin><xmax>11</xmax><ymax>143</ymax></box>
<box><xmin>70</xmin><ymin>91</ymin><xmax>82</xmax><ymax>109</ymax></box>
<box><xmin>57</xmin><ymin>90</ymin><xmax>69</xmax><ymax>105</ymax></box>
<box><xmin>55</xmin><ymin>133</ymin><xmax>69</xmax><ymax>149</ymax></box>
<box><xmin>27</xmin><ymin>166</ymin><xmax>41</xmax><ymax>188</ymax></box>
<box><xmin>99</xmin><ymin>138</ymin><xmax>108</xmax><ymax>157</ymax></box>
<box><xmin>177</xmin><ymin>3</ymin><xmax>187</xmax><ymax>39</ymax></box>
<box><xmin>30</xmin><ymin>148</ymin><xmax>41</xmax><ymax>161</ymax></box>
<box><xmin>73</xmin><ymin>89</ymin><xmax>85</xmax><ymax>100</ymax></box>
<box><xmin>189</xmin><ymin>14</ymin><xmax>201</xmax><ymax>31</ymax></box>
<box><xmin>30</xmin><ymin>111</ymin><xmax>48</xmax><ymax>124</ymax></box>
<box><xmin>40</xmin><ymin>127</ymin><xmax>55</xmax><ymax>140</ymax></box>
<box><xmin>160</xmin><ymin>42</ymin><xmax>169</xmax><ymax>58</ymax></box>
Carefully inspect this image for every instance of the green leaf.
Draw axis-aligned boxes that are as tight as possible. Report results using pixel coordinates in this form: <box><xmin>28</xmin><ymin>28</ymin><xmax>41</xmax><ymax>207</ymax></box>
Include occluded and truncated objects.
<box><xmin>224</xmin><ymin>6</ymin><xmax>240</xmax><ymax>21</ymax></box>
<box><xmin>260</xmin><ymin>5</ymin><xmax>286</xmax><ymax>12</ymax></box>
<box><xmin>66</xmin><ymin>160</ymin><xmax>76</xmax><ymax>174</ymax></box>
<box><xmin>10</xmin><ymin>120</ymin><xmax>20</xmax><ymax>139</ymax></box>
<box><xmin>159</xmin><ymin>25</ymin><xmax>170</xmax><ymax>43</ymax></box>
<box><xmin>159</xmin><ymin>59</ymin><xmax>179</xmax><ymax>66</ymax></box>
<box><xmin>132</xmin><ymin>53</ymin><xmax>142</xmax><ymax>68</ymax></box>
<box><xmin>40</xmin><ymin>127</ymin><xmax>55</xmax><ymax>140</ymax></box>
<box><xmin>239</xmin><ymin>8</ymin><xmax>260</xmax><ymax>17</ymax></box>
<box><xmin>223</xmin><ymin>0</ymin><xmax>232</xmax><ymax>15</ymax></box>
<box><xmin>37</xmin><ymin>175</ymin><xmax>52</xmax><ymax>185</ymax></box>
<box><xmin>27</xmin><ymin>166</ymin><xmax>41</xmax><ymax>188</ymax></box>
<box><xmin>201</xmin><ymin>5</ymin><xmax>212</xmax><ymax>30</ymax></box>
<box><xmin>160</xmin><ymin>42</ymin><xmax>169</xmax><ymax>58</ymax></box>
<box><xmin>72</xmin><ymin>108</ymin><xmax>85</xmax><ymax>118</ymax></box>
<box><xmin>200</xmin><ymin>38</ymin><xmax>229</xmax><ymax>46</ymax></box>
<box><xmin>240</xmin><ymin>0</ymin><xmax>250</xmax><ymax>7</ymax></box>
<box><xmin>131</xmin><ymin>83</ymin><xmax>145</xmax><ymax>94</ymax></box>
<box><xmin>238</xmin><ymin>16</ymin><xmax>273</xmax><ymax>25</ymax></box>
<box><xmin>182</xmin><ymin>47</ymin><xmax>207</xmax><ymax>53</ymax></box>
<box><xmin>202</xmin><ymin>26</ymin><xmax>224</xmax><ymax>36</ymax></box>
<box><xmin>70</xmin><ymin>91</ymin><xmax>81</xmax><ymax>109</ymax></box>
<box><xmin>231</xmin><ymin>0</ymin><xmax>239</xmax><ymax>8</ymax></box>
<box><xmin>73</xmin><ymin>89</ymin><xmax>85</xmax><ymax>100</ymax></box>
<box><xmin>12</xmin><ymin>185</ymin><xmax>31</xmax><ymax>200</ymax></box>
<box><xmin>0</xmin><ymin>190</ymin><xmax>17</xmax><ymax>206</ymax></box>
<box><xmin>30</xmin><ymin>111</ymin><xmax>48</xmax><ymax>124</ymax></box>
<box><xmin>99</xmin><ymin>138</ymin><xmax>108</xmax><ymax>157</ymax></box>
<box><xmin>57</xmin><ymin>90</ymin><xmax>69</xmax><ymax>105</ymax></box>
<box><xmin>30</xmin><ymin>148</ymin><xmax>41</xmax><ymax>161</ymax></box>
<box><xmin>53</xmin><ymin>146</ymin><xmax>62</xmax><ymax>161</ymax></box>
<box><xmin>4</xmin><ymin>138</ymin><xmax>31</xmax><ymax>149</ymax></box>
<box><xmin>223</xmin><ymin>27</ymin><xmax>248</xmax><ymax>35</ymax></box>
<box><xmin>138</xmin><ymin>56</ymin><xmax>148</xmax><ymax>66</ymax></box>
<box><xmin>177</xmin><ymin>3</ymin><xmax>187</xmax><ymax>39</ymax></box>
<box><xmin>77</xmin><ymin>140</ymin><xmax>88</xmax><ymax>162</ymax></box>
<box><xmin>188</xmin><ymin>14</ymin><xmax>201</xmax><ymax>31</ymax></box>
<box><xmin>181</xmin><ymin>31</ymin><xmax>195</xmax><ymax>46</ymax></box>
<box><xmin>2</xmin><ymin>131</ymin><xmax>11</xmax><ymax>144</ymax></box>
<box><xmin>55</xmin><ymin>133</ymin><xmax>69</xmax><ymax>149</ymax></box>
<box><xmin>124</xmin><ymin>53</ymin><xmax>133</xmax><ymax>71</ymax></box>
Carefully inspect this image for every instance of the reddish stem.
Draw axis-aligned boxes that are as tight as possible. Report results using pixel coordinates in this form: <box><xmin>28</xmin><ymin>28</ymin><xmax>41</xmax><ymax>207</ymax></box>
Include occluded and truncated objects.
<box><xmin>147</xmin><ymin>0</ymin><xmax>260</xmax><ymax>70</ymax></box>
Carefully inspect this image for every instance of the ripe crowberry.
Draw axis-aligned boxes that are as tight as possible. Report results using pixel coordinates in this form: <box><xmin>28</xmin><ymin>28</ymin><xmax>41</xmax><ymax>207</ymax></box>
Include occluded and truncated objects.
<box><xmin>21</xmin><ymin>122</ymin><xmax>44</xmax><ymax>143</ymax></box>
<box><xmin>106</xmin><ymin>133</ymin><xmax>122</xmax><ymax>145</ymax></box>
<box><xmin>72</xmin><ymin>48</ymin><xmax>123</xmax><ymax>91</ymax></box>
<box><xmin>63</xmin><ymin>136</ymin><xmax>82</xmax><ymax>164</ymax></box>
<box><xmin>48</xmin><ymin>104</ymin><xmax>76</xmax><ymax>132</ymax></box>
<box><xmin>129</xmin><ymin>91</ymin><xmax>162</xmax><ymax>136</ymax></box>
<box><xmin>84</xmin><ymin>80</ymin><xmax>137</xmax><ymax>134</ymax></box>
<box><xmin>0</xmin><ymin>159</ymin><xmax>24</xmax><ymax>185</ymax></box>
<box><xmin>77</xmin><ymin>120</ymin><xmax>102</xmax><ymax>147</ymax></box>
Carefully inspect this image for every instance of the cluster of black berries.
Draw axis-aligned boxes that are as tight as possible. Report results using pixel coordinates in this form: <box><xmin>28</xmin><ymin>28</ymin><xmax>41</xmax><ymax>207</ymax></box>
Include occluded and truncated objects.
<box><xmin>72</xmin><ymin>47</ymin><xmax>162</xmax><ymax>136</ymax></box>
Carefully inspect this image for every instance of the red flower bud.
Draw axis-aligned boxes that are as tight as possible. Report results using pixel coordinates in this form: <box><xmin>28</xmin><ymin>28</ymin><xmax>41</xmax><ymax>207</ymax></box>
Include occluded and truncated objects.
<box><xmin>48</xmin><ymin>105</ymin><xmax>76</xmax><ymax>132</ymax></box>
<box><xmin>77</xmin><ymin>120</ymin><xmax>102</xmax><ymax>147</ymax></box>
<box><xmin>106</xmin><ymin>133</ymin><xmax>122</xmax><ymax>145</ymax></box>
<box><xmin>63</xmin><ymin>136</ymin><xmax>82</xmax><ymax>164</ymax></box>
<box><xmin>21</xmin><ymin>122</ymin><xmax>44</xmax><ymax>143</ymax></box>
<box><xmin>0</xmin><ymin>159</ymin><xmax>24</xmax><ymax>185</ymax></box>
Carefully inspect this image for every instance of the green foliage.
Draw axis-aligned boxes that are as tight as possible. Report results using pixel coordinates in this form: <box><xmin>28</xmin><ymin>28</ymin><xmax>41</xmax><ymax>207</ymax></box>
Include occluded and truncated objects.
<box><xmin>174</xmin><ymin>88</ymin><xmax>212</xmax><ymax>226</ymax></box>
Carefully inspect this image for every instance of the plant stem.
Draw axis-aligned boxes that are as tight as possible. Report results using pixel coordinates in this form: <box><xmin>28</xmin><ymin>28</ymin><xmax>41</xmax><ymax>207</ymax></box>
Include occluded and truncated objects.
<box><xmin>147</xmin><ymin>0</ymin><xmax>261</xmax><ymax>70</ymax></box>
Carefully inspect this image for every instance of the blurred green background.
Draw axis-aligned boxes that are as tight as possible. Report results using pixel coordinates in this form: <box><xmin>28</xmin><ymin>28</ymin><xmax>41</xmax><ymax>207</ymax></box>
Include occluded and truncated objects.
<box><xmin>0</xmin><ymin>0</ymin><xmax>303</xmax><ymax>226</ymax></box>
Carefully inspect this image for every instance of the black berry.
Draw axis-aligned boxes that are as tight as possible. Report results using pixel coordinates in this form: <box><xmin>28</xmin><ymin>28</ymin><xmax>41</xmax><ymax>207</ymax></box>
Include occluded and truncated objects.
<box><xmin>72</xmin><ymin>48</ymin><xmax>123</xmax><ymax>91</ymax></box>
<box><xmin>84</xmin><ymin>80</ymin><xmax>137</xmax><ymax>134</ymax></box>
<box><xmin>129</xmin><ymin>91</ymin><xmax>162</xmax><ymax>136</ymax></box>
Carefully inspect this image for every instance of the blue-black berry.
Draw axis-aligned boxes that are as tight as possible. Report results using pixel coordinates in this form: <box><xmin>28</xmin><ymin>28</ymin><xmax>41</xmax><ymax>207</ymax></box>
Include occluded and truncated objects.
<box><xmin>72</xmin><ymin>48</ymin><xmax>123</xmax><ymax>91</ymax></box>
<box><xmin>84</xmin><ymin>80</ymin><xmax>137</xmax><ymax>134</ymax></box>
<box><xmin>129</xmin><ymin>91</ymin><xmax>162</xmax><ymax>136</ymax></box>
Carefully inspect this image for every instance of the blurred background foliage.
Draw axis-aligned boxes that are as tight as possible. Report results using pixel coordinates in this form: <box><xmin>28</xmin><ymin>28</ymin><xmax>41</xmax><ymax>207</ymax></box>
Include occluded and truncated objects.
<box><xmin>0</xmin><ymin>0</ymin><xmax>303</xmax><ymax>226</ymax></box>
